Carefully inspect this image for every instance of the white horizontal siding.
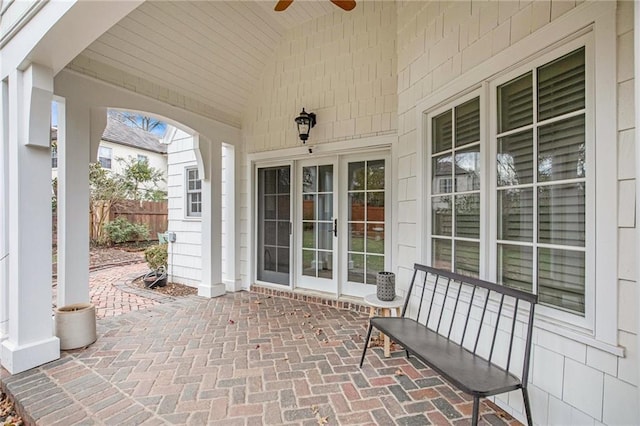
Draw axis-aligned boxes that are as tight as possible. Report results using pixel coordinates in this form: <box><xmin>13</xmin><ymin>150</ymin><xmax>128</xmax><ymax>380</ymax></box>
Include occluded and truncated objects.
<box><xmin>167</xmin><ymin>127</ymin><xmax>201</xmax><ymax>286</ymax></box>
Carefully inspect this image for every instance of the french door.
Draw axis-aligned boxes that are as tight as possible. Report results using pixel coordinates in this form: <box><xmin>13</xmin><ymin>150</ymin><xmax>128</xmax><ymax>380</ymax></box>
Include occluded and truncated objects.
<box><xmin>340</xmin><ymin>153</ymin><xmax>390</xmax><ymax>297</ymax></box>
<box><xmin>256</xmin><ymin>165</ymin><xmax>291</xmax><ymax>285</ymax></box>
<box><xmin>255</xmin><ymin>152</ymin><xmax>390</xmax><ymax>297</ymax></box>
<box><xmin>295</xmin><ymin>152</ymin><xmax>390</xmax><ymax>297</ymax></box>
<box><xmin>296</xmin><ymin>159</ymin><xmax>338</xmax><ymax>293</ymax></box>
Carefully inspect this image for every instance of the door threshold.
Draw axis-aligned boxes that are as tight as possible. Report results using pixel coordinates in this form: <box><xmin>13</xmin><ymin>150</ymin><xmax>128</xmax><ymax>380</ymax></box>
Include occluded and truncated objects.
<box><xmin>250</xmin><ymin>284</ymin><xmax>368</xmax><ymax>314</ymax></box>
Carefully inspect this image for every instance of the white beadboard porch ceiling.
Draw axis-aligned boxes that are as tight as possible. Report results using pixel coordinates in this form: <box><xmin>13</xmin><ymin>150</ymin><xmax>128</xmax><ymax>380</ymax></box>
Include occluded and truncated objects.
<box><xmin>77</xmin><ymin>0</ymin><xmax>338</xmax><ymax>128</ymax></box>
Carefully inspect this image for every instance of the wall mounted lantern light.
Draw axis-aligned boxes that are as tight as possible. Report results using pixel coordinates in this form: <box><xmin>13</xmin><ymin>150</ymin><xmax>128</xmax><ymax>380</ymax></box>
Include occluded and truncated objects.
<box><xmin>295</xmin><ymin>108</ymin><xmax>316</xmax><ymax>144</ymax></box>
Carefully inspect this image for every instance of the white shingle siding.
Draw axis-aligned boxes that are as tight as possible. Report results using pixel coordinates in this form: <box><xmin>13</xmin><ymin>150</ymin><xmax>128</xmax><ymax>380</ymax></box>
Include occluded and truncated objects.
<box><xmin>242</xmin><ymin>1</ymin><xmax>398</xmax><ymax>153</ymax></box>
<box><xmin>166</xmin><ymin>128</ymin><xmax>202</xmax><ymax>288</ymax></box>
<box><xmin>166</xmin><ymin>128</ymin><xmax>233</xmax><ymax>288</ymax></box>
<box><xmin>392</xmin><ymin>1</ymin><xmax>638</xmax><ymax>424</ymax></box>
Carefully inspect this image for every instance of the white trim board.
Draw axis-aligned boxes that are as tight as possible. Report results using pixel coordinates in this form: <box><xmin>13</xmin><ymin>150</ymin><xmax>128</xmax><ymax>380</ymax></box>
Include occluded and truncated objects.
<box><xmin>246</xmin><ymin>133</ymin><xmax>397</xmax><ymax>292</ymax></box>
<box><xmin>247</xmin><ymin>133</ymin><xmax>396</xmax><ymax>163</ymax></box>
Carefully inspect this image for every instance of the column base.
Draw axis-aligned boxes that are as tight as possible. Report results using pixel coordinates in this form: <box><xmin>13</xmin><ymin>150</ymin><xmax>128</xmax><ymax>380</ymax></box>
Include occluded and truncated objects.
<box><xmin>1</xmin><ymin>336</ymin><xmax>60</xmax><ymax>374</ymax></box>
<box><xmin>223</xmin><ymin>279</ymin><xmax>242</xmax><ymax>293</ymax></box>
<box><xmin>198</xmin><ymin>282</ymin><xmax>225</xmax><ymax>298</ymax></box>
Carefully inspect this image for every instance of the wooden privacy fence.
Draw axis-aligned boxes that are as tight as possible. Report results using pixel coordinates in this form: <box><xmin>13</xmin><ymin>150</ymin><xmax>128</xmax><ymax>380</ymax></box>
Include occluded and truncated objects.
<box><xmin>90</xmin><ymin>200</ymin><xmax>168</xmax><ymax>242</ymax></box>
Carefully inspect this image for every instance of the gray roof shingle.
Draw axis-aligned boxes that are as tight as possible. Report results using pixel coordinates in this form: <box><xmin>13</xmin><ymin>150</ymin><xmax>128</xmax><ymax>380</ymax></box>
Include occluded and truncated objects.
<box><xmin>51</xmin><ymin>114</ymin><xmax>167</xmax><ymax>154</ymax></box>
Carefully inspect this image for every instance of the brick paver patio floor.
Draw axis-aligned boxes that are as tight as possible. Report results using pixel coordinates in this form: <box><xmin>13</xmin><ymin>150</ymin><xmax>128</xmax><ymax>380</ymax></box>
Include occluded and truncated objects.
<box><xmin>1</xmin><ymin>288</ymin><xmax>519</xmax><ymax>425</ymax></box>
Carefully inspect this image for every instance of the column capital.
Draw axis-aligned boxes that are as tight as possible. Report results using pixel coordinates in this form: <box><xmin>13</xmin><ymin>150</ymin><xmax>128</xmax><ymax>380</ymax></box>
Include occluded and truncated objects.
<box><xmin>21</xmin><ymin>63</ymin><xmax>54</xmax><ymax>148</ymax></box>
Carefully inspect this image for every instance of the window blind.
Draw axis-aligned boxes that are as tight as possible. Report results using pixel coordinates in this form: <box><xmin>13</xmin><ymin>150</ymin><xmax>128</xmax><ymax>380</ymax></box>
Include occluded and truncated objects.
<box><xmin>497</xmin><ymin>47</ymin><xmax>586</xmax><ymax>314</ymax></box>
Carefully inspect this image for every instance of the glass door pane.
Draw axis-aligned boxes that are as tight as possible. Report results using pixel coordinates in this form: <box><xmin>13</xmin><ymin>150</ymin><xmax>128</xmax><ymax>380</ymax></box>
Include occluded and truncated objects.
<box><xmin>257</xmin><ymin>166</ymin><xmax>290</xmax><ymax>285</ymax></box>
<box><xmin>298</xmin><ymin>161</ymin><xmax>336</xmax><ymax>293</ymax></box>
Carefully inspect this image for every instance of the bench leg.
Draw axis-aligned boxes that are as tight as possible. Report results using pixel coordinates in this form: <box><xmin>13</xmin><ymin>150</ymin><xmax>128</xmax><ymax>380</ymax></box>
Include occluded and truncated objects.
<box><xmin>367</xmin><ymin>307</ymin><xmax>375</xmax><ymax>348</ymax></box>
<box><xmin>471</xmin><ymin>396</ymin><xmax>479</xmax><ymax>426</ymax></box>
<box><xmin>522</xmin><ymin>387</ymin><xmax>533</xmax><ymax>426</ymax></box>
<box><xmin>359</xmin><ymin>323</ymin><xmax>374</xmax><ymax>368</ymax></box>
<box><xmin>382</xmin><ymin>308</ymin><xmax>391</xmax><ymax>358</ymax></box>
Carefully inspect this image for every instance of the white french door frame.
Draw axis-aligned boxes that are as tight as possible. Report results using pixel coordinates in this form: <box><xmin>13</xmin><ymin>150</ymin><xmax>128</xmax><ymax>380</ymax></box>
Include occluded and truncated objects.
<box><xmin>247</xmin><ymin>134</ymin><xmax>395</xmax><ymax>294</ymax></box>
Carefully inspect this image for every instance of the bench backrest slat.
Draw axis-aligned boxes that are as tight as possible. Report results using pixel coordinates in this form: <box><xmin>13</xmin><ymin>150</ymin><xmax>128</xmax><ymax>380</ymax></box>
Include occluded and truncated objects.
<box><xmin>523</xmin><ymin>305</ymin><xmax>536</xmax><ymax>384</ymax></box>
<box><xmin>447</xmin><ymin>283</ymin><xmax>463</xmax><ymax>339</ymax></box>
<box><xmin>401</xmin><ymin>268</ymin><xmax>419</xmax><ymax>317</ymax></box>
<box><xmin>488</xmin><ymin>293</ymin><xmax>505</xmax><ymax>363</ymax></box>
<box><xmin>506</xmin><ymin>298</ymin><xmax>520</xmax><ymax>372</ymax></box>
<box><xmin>405</xmin><ymin>263</ymin><xmax>538</xmax><ymax>380</ymax></box>
<box><xmin>461</xmin><ymin>285</ymin><xmax>477</xmax><ymax>347</ymax></box>
<box><xmin>425</xmin><ymin>273</ymin><xmax>439</xmax><ymax>328</ymax></box>
<box><xmin>473</xmin><ymin>289</ymin><xmax>490</xmax><ymax>355</ymax></box>
<box><xmin>436</xmin><ymin>277</ymin><xmax>452</xmax><ymax>333</ymax></box>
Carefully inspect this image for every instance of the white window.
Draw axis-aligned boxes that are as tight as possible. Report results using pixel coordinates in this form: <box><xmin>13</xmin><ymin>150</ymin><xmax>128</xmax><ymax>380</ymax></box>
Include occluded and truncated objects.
<box><xmin>495</xmin><ymin>47</ymin><xmax>587</xmax><ymax>315</ymax></box>
<box><xmin>51</xmin><ymin>145</ymin><xmax>58</xmax><ymax>169</ymax></box>
<box><xmin>137</xmin><ymin>154</ymin><xmax>148</xmax><ymax>164</ymax></box>
<box><xmin>430</xmin><ymin>96</ymin><xmax>482</xmax><ymax>277</ymax></box>
<box><xmin>186</xmin><ymin>167</ymin><xmax>202</xmax><ymax>218</ymax></box>
<box><xmin>98</xmin><ymin>146</ymin><xmax>112</xmax><ymax>169</ymax></box>
<box><xmin>428</xmin><ymin>42</ymin><xmax>591</xmax><ymax>318</ymax></box>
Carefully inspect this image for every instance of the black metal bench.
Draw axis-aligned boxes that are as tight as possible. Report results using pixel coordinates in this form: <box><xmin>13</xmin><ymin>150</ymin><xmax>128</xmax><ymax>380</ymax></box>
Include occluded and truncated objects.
<box><xmin>360</xmin><ymin>263</ymin><xmax>537</xmax><ymax>425</ymax></box>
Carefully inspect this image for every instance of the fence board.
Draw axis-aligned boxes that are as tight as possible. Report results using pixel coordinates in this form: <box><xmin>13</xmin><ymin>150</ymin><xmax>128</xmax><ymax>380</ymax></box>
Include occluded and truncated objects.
<box><xmin>90</xmin><ymin>200</ymin><xmax>168</xmax><ymax>242</ymax></box>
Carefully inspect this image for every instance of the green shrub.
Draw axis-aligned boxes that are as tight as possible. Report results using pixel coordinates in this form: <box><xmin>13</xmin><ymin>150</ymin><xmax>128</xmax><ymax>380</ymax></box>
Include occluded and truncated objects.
<box><xmin>145</xmin><ymin>244</ymin><xmax>168</xmax><ymax>270</ymax></box>
<box><xmin>103</xmin><ymin>217</ymin><xmax>149</xmax><ymax>244</ymax></box>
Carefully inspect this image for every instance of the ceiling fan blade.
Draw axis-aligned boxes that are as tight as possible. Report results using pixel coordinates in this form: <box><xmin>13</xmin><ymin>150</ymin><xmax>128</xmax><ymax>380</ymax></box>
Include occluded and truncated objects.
<box><xmin>330</xmin><ymin>0</ymin><xmax>356</xmax><ymax>11</ymax></box>
<box><xmin>274</xmin><ymin>0</ymin><xmax>294</xmax><ymax>11</ymax></box>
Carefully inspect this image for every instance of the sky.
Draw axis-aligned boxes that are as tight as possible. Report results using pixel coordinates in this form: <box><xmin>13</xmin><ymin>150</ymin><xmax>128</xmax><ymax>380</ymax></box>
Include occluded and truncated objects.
<box><xmin>51</xmin><ymin>102</ymin><xmax>58</xmax><ymax>127</ymax></box>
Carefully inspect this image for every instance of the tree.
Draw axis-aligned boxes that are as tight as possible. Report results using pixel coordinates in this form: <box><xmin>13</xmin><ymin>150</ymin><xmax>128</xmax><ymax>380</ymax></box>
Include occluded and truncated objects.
<box><xmin>89</xmin><ymin>163</ymin><xmax>125</xmax><ymax>243</ymax></box>
<box><xmin>89</xmin><ymin>156</ymin><xmax>166</xmax><ymax>243</ymax></box>
<box><xmin>116</xmin><ymin>157</ymin><xmax>166</xmax><ymax>201</ymax></box>
<box><xmin>109</xmin><ymin>110</ymin><xmax>166</xmax><ymax>135</ymax></box>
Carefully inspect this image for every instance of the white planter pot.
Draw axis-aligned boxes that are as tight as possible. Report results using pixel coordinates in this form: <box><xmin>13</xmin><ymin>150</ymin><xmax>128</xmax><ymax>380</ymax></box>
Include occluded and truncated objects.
<box><xmin>54</xmin><ymin>303</ymin><xmax>97</xmax><ymax>350</ymax></box>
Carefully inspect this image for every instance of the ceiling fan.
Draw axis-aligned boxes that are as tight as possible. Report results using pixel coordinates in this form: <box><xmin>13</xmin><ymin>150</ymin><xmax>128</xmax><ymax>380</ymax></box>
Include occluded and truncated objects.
<box><xmin>274</xmin><ymin>0</ymin><xmax>356</xmax><ymax>12</ymax></box>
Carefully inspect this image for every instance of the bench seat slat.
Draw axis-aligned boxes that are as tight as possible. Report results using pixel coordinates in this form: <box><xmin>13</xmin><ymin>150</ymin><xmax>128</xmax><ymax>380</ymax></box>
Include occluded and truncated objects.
<box><xmin>371</xmin><ymin>317</ymin><xmax>522</xmax><ymax>397</ymax></box>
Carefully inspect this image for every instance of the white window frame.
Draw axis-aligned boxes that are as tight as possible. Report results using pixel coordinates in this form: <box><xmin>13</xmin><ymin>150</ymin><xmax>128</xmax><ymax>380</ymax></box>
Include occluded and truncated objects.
<box><xmin>185</xmin><ymin>166</ymin><xmax>202</xmax><ymax>218</ymax></box>
<box><xmin>487</xmin><ymin>35</ymin><xmax>595</xmax><ymax>330</ymax></box>
<box><xmin>137</xmin><ymin>154</ymin><xmax>148</xmax><ymax>164</ymax></box>
<box><xmin>425</xmin><ymin>88</ymin><xmax>486</xmax><ymax>278</ymax></box>
<box><xmin>51</xmin><ymin>144</ymin><xmax>58</xmax><ymax>169</ymax></box>
<box><xmin>416</xmin><ymin>2</ymin><xmax>618</xmax><ymax>351</ymax></box>
<box><xmin>98</xmin><ymin>146</ymin><xmax>112</xmax><ymax>169</ymax></box>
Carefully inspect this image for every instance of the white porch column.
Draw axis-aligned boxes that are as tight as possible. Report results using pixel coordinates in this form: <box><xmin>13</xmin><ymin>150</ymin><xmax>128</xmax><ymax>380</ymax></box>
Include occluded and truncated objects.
<box><xmin>198</xmin><ymin>136</ymin><xmax>225</xmax><ymax>298</ymax></box>
<box><xmin>634</xmin><ymin>0</ymin><xmax>640</xmax><ymax>418</ymax></box>
<box><xmin>223</xmin><ymin>144</ymin><xmax>242</xmax><ymax>292</ymax></box>
<box><xmin>1</xmin><ymin>65</ymin><xmax>60</xmax><ymax>374</ymax></box>
<box><xmin>56</xmin><ymin>99</ymin><xmax>94</xmax><ymax>306</ymax></box>
<box><xmin>1</xmin><ymin>78</ymin><xmax>9</xmax><ymax>342</ymax></box>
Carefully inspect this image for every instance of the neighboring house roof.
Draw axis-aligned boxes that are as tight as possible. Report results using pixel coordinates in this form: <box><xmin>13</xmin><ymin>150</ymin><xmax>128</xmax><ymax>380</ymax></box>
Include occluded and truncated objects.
<box><xmin>50</xmin><ymin>116</ymin><xmax>167</xmax><ymax>154</ymax></box>
<box><xmin>102</xmin><ymin>117</ymin><xmax>167</xmax><ymax>154</ymax></box>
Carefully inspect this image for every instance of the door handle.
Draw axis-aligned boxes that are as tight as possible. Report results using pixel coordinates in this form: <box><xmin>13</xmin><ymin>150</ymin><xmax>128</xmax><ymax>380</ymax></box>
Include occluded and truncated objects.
<box><xmin>333</xmin><ymin>219</ymin><xmax>337</xmax><ymax>237</ymax></box>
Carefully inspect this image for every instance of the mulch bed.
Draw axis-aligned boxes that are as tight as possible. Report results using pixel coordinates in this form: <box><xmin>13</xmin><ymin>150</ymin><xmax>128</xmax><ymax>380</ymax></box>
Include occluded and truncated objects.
<box><xmin>89</xmin><ymin>246</ymin><xmax>145</xmax><ymax>269</ymax></box>
<box><xmin>53</xmin><ymin>246</ymin><xmax>146</xmax><ymax>278</ymax></box>
<box><xmin>131</xmin><ymin>277</ymin><xmax>197</xmax><ymax>297</ymax></box>
<box><xmin>0</xmin><ymin>393</ymin><xmax>22</xmax><ymax>426</ymax></box>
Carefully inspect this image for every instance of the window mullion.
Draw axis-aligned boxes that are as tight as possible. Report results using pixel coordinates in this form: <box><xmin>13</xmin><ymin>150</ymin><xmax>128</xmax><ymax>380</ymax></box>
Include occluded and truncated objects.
<box><xmin>532</xmin><ymin>68</ymin><xmax>539</xmax><ymax>296</ymax></box>
<box><xmin>451</xmin><ymin>110</ymin><xmax>456</xmax><ymax>272</ymax></box>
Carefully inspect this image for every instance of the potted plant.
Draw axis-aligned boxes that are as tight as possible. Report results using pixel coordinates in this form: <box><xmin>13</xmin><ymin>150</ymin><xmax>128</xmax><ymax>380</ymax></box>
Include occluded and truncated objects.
<box><xmin>144</xmin><ymin>243</ymin><xmax>168</xmax><ymax>288</ymax></box>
